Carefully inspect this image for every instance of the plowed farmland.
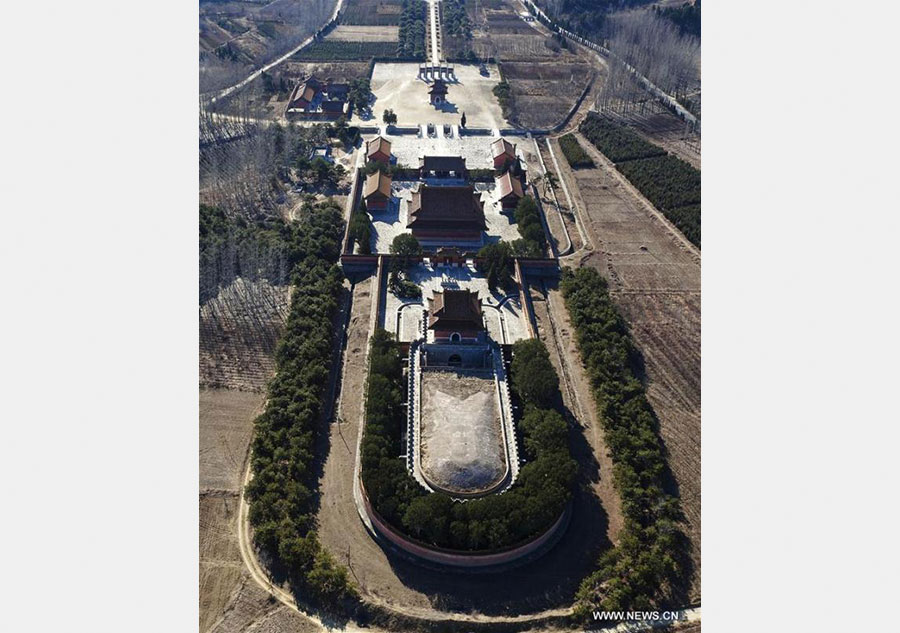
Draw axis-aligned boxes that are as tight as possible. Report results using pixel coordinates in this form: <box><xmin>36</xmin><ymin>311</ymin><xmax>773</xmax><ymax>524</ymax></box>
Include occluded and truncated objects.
<box><xmin>199</xmin><ymin>389</ymin><xmax>264</xmax><ymax>632</ymax></box>
<box><xmin>502</xmin><ymin>61</ymin><xmax>594</xmax><ymax>129</ymax></box>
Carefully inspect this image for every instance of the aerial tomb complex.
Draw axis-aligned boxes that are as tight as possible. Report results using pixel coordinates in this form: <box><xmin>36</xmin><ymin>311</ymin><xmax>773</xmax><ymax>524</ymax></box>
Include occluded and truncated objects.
<box><xmin>345</xmin><ymin>129</ymin><xmax>570</xmax><ymax>566</ymax></box>
<box><xmin>413</xmin><ymin>288</ymin><xmax>517</xmax><ymax>498</ymax></box>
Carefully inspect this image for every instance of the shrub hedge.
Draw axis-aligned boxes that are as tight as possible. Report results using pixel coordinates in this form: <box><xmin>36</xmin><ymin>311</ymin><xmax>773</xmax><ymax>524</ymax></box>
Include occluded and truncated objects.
<box><xmin>615</xmin><ymin>155</ymin><xmax>701</xmax><ymax>243</ymax></box>
<box><xmin>398</xmin><ymin>0</ymin><xmax>427</xmax><ymax>59</ymax></box>
<box><xmin>560</xmin><ymin>267</ymin><xmax>689</xmax><ymax>618</ymax></box>
<box><xmin>559</xmin><ymin>133</ymin><xmax>595</xmax><ymax>169</ymax></box>
<box><xmin>348</xmin><ymin>206</ymin><xmax>372</xmax><ymax>254</ymax></box>
<box><xmin>245</xmin><ymin>200</ymin><xmax>355</xmax><ymax>605</ymax></box>
<box><xmin>579</xmin><ymin>112</ymin><xmax>667</xmax><ymax>163</ymax></box>
<box><xmin>493</xmin><ymin>81</ymin><xmax>513</xmax><ymax>118</ymax></box>
<box><xmin>514</xmin><ymin>195</ymin><xmax>547</xmax><ymax>254</ymax></box>
<box><xmin>442</xmin><ymin>0</ymin><xmax>472</xmax><ymax>37</ymax></box>
<box><xmin>361</xmin><ymin>332</ymin><xmax>576</xmax><ymax>551</ymax></box>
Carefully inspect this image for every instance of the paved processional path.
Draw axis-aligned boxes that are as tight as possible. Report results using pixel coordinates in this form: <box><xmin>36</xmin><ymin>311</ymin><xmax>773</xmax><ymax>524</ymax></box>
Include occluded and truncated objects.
<box><xmin>427</xmin><ymin>0</ymin><xmax>442</xmax><ymax>65</ymax></box>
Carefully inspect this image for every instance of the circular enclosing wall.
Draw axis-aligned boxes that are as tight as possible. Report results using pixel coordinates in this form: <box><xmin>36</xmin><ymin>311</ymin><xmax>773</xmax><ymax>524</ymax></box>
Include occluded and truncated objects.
<box><xmin>358</xmin><ymin>479</ymin><xmax>571</xmax><ymax>570</ymax></box>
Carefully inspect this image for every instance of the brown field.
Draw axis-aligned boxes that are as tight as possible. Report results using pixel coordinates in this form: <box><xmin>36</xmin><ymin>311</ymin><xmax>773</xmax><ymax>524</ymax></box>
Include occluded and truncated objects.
<box><xmin>200</xmin><ymin>18</ymin><xmax>240</xmax><ymax>52</ymax></box>
<box><xmin>199</xmin><ymin>377</ymin><xmax>326</xmax><ymax>631</ymax></box>
<box><xmin>463</xmin><ymin>0</ymin><xmax>548</xmax><ymax>60</ymax></box>
<box><xmin>200</xmin><ymin>495</ymin><xmax>244</xmax><ymax>632</ymax></box>
<box><xmin>462</xmin><ymin>0</ymin><xmax>605</xmax><ymax>129</ymax></box>
<box><xmin>199</xmin><ymin>388</ymin><xmax>264</xmax><ymax>632</ymax></box>
<box><xmin>550</xmin><ymin>131</ymin><xmax>701</xmax><ymax>601</ymax></box>
<box><xmin>502</xmin><ymin>60</ymin><xmax>594</xmax><ymax>128</ymax></box>
<box><xmin>325</xmin><ymin>24</ymin><xmax>400</xmax><ymax>41</ymax></box>
<box><xmin>342</xmin><ymin>0</ymin><xmax>404</xmax><ymax>26</ymax></box>
<box><xmin>205</xmin><ymin>574</ymin><xmax>321</xmax><ymax>633</ymax></box>
<box><xmin>199</xmin><ymin>278</ymin><xmax>290</xmax><ymax>392</ymax></box>
<box><xmin>200</xmin><ymin>388</ymin><xmax>263</xmax><ymax>491</ymax></box>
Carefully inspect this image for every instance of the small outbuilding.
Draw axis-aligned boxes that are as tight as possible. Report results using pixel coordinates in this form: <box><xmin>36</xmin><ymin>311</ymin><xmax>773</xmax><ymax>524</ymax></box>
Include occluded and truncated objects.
<box><xmin>366</xmin><ymin>136</ymin><xmax>392</xmax><ymax>165</ymax></box>
<box><xmin>288</xmin><ymin>76</ymin><xmax>322</xmax><ymax>111</ymax></box>
<box><xmin>363</xmin><ymin>171</ymin><xmax>392</xmax><ymax>211</ymax></box>
<box><xmin>491</xmin><ymin>137</ymin><xmax>517</xmax><ymax>171</ymax></box>
<box><xmin>496</xmin><ymin>171</ymin><xmax>524</xmax><ymax>211</ymax></box>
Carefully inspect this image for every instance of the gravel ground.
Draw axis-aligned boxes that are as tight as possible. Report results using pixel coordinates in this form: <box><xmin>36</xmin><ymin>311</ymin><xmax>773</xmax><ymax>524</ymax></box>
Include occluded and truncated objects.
<box><xmin>420</xmin><ymin>370</ymin><xmax>506</xmax><ymax>494</ymax></box>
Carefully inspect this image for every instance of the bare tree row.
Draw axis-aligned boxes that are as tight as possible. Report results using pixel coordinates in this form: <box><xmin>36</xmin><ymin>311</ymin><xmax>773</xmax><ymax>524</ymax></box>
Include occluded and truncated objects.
<box><xmin>200</xmin><ymin>227</ymin><xmax>291</xmax><ymax>304</ymax></box>
<box><xmin>601</xmin><ymin>11</ymin><xmax>700</xmax><ymax>109</ymax></box>
<box><xmin>199</xmin><ymin>0</ymin><xmax>338</xmax><ymax>94</ymax></box>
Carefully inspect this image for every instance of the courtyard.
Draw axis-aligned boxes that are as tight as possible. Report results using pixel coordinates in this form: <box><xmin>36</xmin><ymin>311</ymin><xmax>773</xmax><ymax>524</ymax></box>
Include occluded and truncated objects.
<box><xmin>382</xmin><ymin>263</ymin><xmax>529</xmax><ymax>344</ymax></box>
<box><xmin>352</xmin><ymin>62</ymin><xmax>507</xmax><ymax>129</ymax></box>
<box><xmin>368</xmin><ymin>180</ymin><xmax>525</xmax><ymax>254</ymax></box>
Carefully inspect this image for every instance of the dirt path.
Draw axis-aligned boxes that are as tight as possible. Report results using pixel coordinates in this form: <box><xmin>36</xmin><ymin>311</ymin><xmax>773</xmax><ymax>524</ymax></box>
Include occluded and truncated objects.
<box><xmin>529</xmin><ymin>137</ymin><xmax>572</xmax><ymax>256</ymax></box>
<box><xmin>200</xmin><ymin>389</ymin><xmax>268</xmax><ymax>632</ymax></box>
<box><xmin>543</xmin><ymin>137</ymin><xmax>591</xmax><ymax>255</ymax></box>
<box><xmin>528</xmin><ymin>281</ymin><xmax>624</xmax><ymax>546</ymax></box>
<box><xmin>549</xmin><ymin>136</ymin><xmax>702</xmax><ymax>601</ymax></box>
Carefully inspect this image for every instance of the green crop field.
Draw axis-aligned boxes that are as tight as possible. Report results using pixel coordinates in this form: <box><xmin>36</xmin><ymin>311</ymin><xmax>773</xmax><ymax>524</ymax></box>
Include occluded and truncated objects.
<box><xmin>294</xmin><ymin>39</ymin><xmax>399</xmax><ymax>60</ymax></box>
